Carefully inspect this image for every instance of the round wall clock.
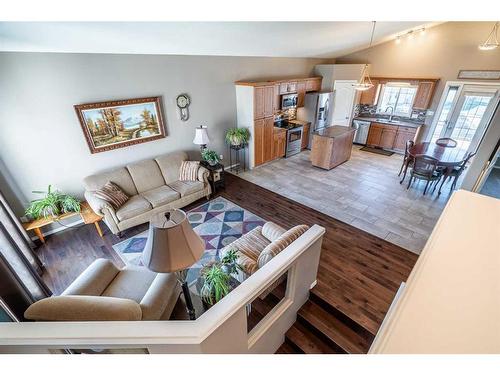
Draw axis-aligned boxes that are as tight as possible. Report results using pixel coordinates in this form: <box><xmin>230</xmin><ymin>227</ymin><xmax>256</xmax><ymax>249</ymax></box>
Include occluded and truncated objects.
<box><xmin>176</xmin><ymin>94</ymin><xmax>191</xmax><ymax>121</ymax></box>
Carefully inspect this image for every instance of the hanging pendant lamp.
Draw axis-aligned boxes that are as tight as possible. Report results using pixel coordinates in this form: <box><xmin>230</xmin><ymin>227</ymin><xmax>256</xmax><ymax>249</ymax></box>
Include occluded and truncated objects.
<box><xmin>478</xmin><ymin>22</ymin><xmax>499</xmax><ymax>51</ymax></box>
<box><xmin>353</xmin><ymin>21</ymin><xmax>376</xmax><ymax>91</ymax></box>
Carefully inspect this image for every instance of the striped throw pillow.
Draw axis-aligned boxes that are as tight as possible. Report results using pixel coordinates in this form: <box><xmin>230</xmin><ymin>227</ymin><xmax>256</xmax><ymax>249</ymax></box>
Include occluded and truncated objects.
<box><xmin>179</xmin><ymin>161</ymin><xmax>199</xmax><ymax>182</ymax></box>
<box><xmin>94</xmin><ymin>181</ymin><xmax>129</xmax><ymax>209</ymax></box>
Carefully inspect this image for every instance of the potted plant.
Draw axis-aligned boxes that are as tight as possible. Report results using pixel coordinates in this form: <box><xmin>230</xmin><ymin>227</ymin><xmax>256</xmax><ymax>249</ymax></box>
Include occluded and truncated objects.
<box><xmin>199</xmin><ymin>263</ymin><xmax>231</xmax><ymax>306</ymax></box>
<box><xmin>225</xmin><ymin>128</ymin><xmax>250</xmax><ymax>147</ymax></box>
<box><xmin>201</xmin><ymin>149</ymin><xmax>220</xmax><ymax>166</ymax></box>
<box><xmin>25</xmin><ymin>185</ymin><xmax>81</xmax><ymax>220</ymax></box>
<box><xmin>220</xmin><ymin>248</ymin><xmax>242</xmax><ymax>276</ymax></box>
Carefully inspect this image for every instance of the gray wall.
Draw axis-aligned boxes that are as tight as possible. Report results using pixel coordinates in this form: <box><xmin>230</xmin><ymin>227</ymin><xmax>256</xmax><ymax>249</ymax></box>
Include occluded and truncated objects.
<box><xmin>0</xmin><ymin>52</ymin><xmax>330</xmax><ymax>214</ymax></box>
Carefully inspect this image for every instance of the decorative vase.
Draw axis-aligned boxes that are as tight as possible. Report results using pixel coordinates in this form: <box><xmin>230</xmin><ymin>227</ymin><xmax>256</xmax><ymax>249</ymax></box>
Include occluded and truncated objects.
<box><xmin>208</xmin><ymin>160</ymin><xmax>218</xmax><ymax>166</ymax></box>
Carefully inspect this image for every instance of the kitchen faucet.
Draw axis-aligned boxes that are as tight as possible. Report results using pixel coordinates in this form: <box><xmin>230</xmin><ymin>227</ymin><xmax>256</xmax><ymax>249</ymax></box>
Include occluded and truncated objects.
<box><xmin>384</xmin><ymin>106</ymin><xmax>394</xmax><ymax>122</ymax></box>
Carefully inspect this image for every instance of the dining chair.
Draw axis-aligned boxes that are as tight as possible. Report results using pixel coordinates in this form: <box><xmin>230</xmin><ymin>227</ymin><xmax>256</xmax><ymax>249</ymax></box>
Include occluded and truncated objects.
<box><xmin>435</xmin><ymin>138</ymin><xmax>458</xmax><ymax>148</ymax></box>
<box><xmin>442</xmin><ymin>151</ymin><xmax>477</xmax><ymax>191</ymax></box>
<box><xmin>407</xmin><ymin>155</ymin><xmax>442</xmax><ymax>195</ymax></box>
<box><xmin>398</xmin><ymin>140</ymin><xmax>414</xmax><ymax>184</ymax></box>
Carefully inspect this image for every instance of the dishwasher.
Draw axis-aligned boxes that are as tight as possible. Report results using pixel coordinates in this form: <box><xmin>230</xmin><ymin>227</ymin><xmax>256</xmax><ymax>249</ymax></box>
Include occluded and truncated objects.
<box><xmin>351</xmin><ymin>119</ymin><xmax>371</xmax><ymax>145</ymax></box>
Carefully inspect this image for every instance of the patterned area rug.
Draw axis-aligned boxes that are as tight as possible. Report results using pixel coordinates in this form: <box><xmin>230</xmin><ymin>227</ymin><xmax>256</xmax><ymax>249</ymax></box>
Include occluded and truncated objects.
<box><xmin>112</xmin><ymin>197</ymin><xmax>265</xmax><ymax>283</ymax></box>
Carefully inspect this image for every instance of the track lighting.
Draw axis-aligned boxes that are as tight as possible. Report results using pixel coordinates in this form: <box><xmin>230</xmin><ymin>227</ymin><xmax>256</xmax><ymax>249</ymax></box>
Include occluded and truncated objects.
<box><xmin>395</xmin><ymin>27</ymin><xmax>426</xmax><ymax>44</ymax></box>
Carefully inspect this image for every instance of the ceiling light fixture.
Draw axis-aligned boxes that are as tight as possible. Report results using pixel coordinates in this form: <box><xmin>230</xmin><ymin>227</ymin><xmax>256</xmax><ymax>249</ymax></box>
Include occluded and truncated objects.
<box><xmin>353</xmin><ymin>21</ymin><xmax>376</xmax><ymax>92</ymax></box>
<box><xmin>479</xmin><ymin>22</ymin><xmax>499</xmax><ymax>51</ymax></box>
<box><xmin>395</xmin><ymin>27</ymin><xmax>426</xmax><ymax>43</ymax></box>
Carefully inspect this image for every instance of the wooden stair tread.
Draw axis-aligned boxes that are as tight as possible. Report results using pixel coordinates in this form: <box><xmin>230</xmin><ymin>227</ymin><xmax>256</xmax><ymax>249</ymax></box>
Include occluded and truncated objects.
<box><xmin>275</xmin><ymin>341</ymin><xmax>300</xmax><ymax>354</ymax></box>
<box><xmin>311</xmin><ymin>280</ymin><xmax>382</xmax><ymax>335</ymax></box>
<box><xmin>285</xmin><ymin>321</ymin><xmax>342</xmax><ymax>354</ymax></box>
<box><xmin>298</xmin><ymin>300</ymin><xmax>372</xmax><ymax>354</ymax></box>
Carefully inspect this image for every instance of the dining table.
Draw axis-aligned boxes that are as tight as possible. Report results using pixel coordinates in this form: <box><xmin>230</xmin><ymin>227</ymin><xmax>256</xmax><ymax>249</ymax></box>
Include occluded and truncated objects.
<box><xmin>408</xmin><ymin>142</ymin><xmax>470</xmax><ymax>194</ymax></box>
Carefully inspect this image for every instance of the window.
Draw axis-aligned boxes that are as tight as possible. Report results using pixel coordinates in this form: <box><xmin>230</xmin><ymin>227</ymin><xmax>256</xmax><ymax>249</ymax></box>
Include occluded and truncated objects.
<box><xmin>377</xmin><ymin>83</ymin><xmax>418</xmax><ymax>117</ymax></box>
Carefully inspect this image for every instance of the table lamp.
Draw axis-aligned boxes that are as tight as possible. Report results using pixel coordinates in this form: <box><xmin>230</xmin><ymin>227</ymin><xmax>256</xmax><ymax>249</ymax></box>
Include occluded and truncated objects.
<box><xmin>193</xmin><ymin>125</ymin><xmax>210</xmax><ymax>151</ymax></box>
<box><xmin>142</xmin><ymin>209</ymin><xmax>204</xmax><ymax>320</ymax></box>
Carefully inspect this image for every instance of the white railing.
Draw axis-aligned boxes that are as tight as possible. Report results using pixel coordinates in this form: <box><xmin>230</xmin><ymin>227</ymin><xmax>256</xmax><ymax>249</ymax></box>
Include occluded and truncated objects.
<box><xmin>0</xmin><ymin>225</ymin><xmax>325</xmax><ymax>354</ymax></box>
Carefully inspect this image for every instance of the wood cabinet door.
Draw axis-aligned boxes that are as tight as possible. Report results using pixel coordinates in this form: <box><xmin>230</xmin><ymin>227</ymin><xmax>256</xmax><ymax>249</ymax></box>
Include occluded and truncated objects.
<box><xmin>393</xmin><ymin>127</ymin><xmax>417</xmax><ymax>152</ymax></box>
<box><xmin>273</xmin><ymin>84</ymin><xmax>281</xmax><ymax>112</ymax></box>
<box><xmin>264</xmin><ymin>86</ymin><xmax>274</xmax><ymax>117</ymax></box>
<box><xmin>279</xmin><ymin>82</ymin><xmax>289</xmax><ymax>95</ymax></box>
<box><xmin>297</xmin><ymin>81</ymin><xmax>307</xmax><ymax>107</ymax></box>
<box><xmin>301</xmin><ymin>123</ymin><xmax>310</xmax><ymax>149</ymax></box>
<box><xmin>359</xmin><ymin>80</ymin><xmax>380</xmax><ymax>105</ymax></box>
<box><xmin>287</xmin><ymin>81</ymin><xmax>297</xmax><ymax>93</ymax></box>
<box><xmin>413</xmin><ymin>81</ymin><xmax>436</xmax><ymax>109</ymax></box>
<box><xmin>254</xmin><ymin>87</ymin><xmax>265</xmax><ymax>119</ymax></box>
<box><xmin>254</xmin><ymin>119</ymin><xmax>264</xmax><ymax>166</ymax></box>
<box><xmin>278</xmin><ymin>132</ymin><xmax>286</xmax><ymax>157</ymax></box>
<box><xmin>380</xmin><ymin>128</ymin><xmax>397</xmax><ymax>149</ymax></box>
<box><xmin>366</xmin><ymin>124</ymin><xmax>383</xmax><ymax>147</ymax></box>
<box><xmin>263</xmin><ymin>117</ymin><xmax>274</xmax><ymax>163</ymax></box>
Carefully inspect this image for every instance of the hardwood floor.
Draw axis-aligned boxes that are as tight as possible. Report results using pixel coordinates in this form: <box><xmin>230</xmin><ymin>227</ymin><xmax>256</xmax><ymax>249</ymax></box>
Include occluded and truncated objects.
<box><xmin>237</xmin><ymin>146</ymin><xmax>457</xmax><ymax>254</ymax></box>
<box><xmin>37</xmin><ymin>173</ymin><xmax>418</xmax><ymax>353</ymax></box>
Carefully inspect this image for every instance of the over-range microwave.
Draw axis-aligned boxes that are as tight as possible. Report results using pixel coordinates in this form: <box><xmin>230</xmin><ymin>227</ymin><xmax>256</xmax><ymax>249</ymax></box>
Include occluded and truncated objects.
<box><xmin>281</xmin><ymin>93</ymin><xmax>298</xmax><ymax>110</ymax></box>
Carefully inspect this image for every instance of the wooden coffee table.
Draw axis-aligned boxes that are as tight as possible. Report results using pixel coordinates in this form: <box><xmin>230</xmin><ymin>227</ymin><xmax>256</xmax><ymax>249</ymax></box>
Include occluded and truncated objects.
<box><xmin>22</xmin><ymin>201</ymin><xmax>103</xmax><ymax>244</ymax></box>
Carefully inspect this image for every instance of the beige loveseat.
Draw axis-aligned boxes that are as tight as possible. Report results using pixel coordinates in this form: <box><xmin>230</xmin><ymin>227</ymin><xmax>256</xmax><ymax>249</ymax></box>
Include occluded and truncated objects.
<box><xmin>24</xmin><ymin>259</ymin><xmax>181</xmax><ymax>321</ymax></box>
<box><xmin>83</xmin><ymin>151</ymin><xmax>211</xmax><ymax>235</ymax></box>
<box><xmin>220</xmin><ymin>222</ymin><xmax>309</xmax><ymax>281</ymax></box>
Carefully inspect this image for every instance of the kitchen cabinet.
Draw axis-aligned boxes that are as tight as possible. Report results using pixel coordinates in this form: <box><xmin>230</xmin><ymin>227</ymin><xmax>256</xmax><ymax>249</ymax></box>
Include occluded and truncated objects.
<box><xmin>393</xmin><ymin>126</ymin><xmax>417</xmax><ymax>152</ymax></box>
<box><xmin>306</xmin><ymin>78</ymin><xmax>321</xmax><ymax>92</ymax></box>
<box><xmin>254</xmin><ymin>86</ymin><xmax>274</xmax><ymax>119</ymax></box>
<box><xmin>254</xmin><ymin>117</ymin><xmax>275</xmax><ymax>166</ymax></box>
<box><xmin>301</xmin><ymin>123</ymin><xmax>310</xmax><ymax>150</ymax></box>
<box><xmin>273</xmin><ymin>84</ymin><xmax>281</xmax><ymax>112</ymax></box>
<box><xmin>367</xmin><ymin>122</ymin><xmax>418</xmax><ymax>151</ymax></box>
<box><xmin>279</xmin><ymin>81</ymin><xmax>298</xmax><ymax>95</ymax></box>
<box><xmin>413</xmin><ymin>81</ymin><xmax>436</xmax><ymax>110</ymax></box>
<box><xmin>297</xmin><ymin>81</ymin><xmax>307</xmax><ymax>107</ymax></box>
<box><xmin>379</xmin><ymin>126</ymin><xmax>397</xmax><ymax>149</ymax></box>
<box><xmin>272</xmin><ymin>128</ymin><xmax>287</xmax><ymax>159</ymax></box>
<box><xmin>359</xmin><ymin>79</ymin><xmax>380</xmax><ymax>105</ymax></box>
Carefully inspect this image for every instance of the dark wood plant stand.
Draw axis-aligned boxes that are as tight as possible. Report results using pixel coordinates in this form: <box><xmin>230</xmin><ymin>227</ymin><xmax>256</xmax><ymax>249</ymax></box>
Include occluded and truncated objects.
<box><xmin>228</xmin><ymin>144</ymin><xmax>247</xmax><ymax>174</ymax></box>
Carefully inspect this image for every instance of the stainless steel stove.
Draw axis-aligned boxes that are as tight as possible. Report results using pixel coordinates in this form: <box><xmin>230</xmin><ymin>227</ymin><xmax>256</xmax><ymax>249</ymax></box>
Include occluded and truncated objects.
<box><xmin>274</xmin><ymin>120</ymin><xmax>303</xmax><ymax>158</ymax></box>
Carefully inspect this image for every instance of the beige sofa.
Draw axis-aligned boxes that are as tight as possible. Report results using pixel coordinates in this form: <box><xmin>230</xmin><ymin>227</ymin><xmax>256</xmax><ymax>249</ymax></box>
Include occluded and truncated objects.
<box><xmin>83</xmin><ymin>151</ymin><xmax>211</xmax><ymax>235</ymax></box>
<box><xmin>24</xmin><ymin>259</ymin><xmax>181</xmax><ymax>321</ymax></box>
<box><xmin>220</xmin><ymin>222</ymin><xmax>309</xmax><ymax>281</ymax></box>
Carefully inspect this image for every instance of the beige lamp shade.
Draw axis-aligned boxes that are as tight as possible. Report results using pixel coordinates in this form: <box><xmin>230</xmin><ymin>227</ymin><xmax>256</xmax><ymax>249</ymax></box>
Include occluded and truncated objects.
<box><xmin>142</xmin><ymin>209</ymin><xmax>205</xmax><ymax>273</ymax></box>
<box><xmin>193</xmin><ymin>126</ymin><xmax>210</xmax><ymax>146</ymax></box>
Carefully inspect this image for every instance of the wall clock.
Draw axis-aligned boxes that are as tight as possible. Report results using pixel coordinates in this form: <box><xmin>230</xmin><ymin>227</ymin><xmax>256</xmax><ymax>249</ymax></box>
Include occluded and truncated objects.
<box><xmin>176</xmin><ymin>94</ymin><xmax>191</xmax><ymax>121</ymax></box>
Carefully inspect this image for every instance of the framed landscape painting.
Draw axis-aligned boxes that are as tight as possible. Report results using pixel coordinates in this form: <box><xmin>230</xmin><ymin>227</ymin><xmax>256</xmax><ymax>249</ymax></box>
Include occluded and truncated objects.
<box><xmin>75</xmin><ymin>96</ymin><xmax>166</xmax><ymax>153</ymax></box>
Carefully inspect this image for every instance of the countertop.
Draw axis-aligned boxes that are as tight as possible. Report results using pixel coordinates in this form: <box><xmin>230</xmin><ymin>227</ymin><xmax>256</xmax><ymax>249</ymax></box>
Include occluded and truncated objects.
<box><xmin>288</xmin><ymin>119</ymin><xmax>311</xmax><ymax>126</ymax></box>
<box><xmin>354</xmin><ymin>116</ymin><xmax>423</xmax><ymax>129</ymax></box>
<box><xmin>313</xmin><ymin>126</ymin><xmax>355</xmax><ymax>138</ymax></box>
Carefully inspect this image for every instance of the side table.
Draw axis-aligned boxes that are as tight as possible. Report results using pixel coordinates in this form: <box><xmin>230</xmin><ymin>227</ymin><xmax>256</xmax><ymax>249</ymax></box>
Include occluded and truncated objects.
<box><xmin>200</xmin><ymin>161</ymin><xmax>225</xmax><ymax>194</ymax></box>
<box><xmin>22</xmin><ymin>201</ymin><xmax>104</xmax><ymax>244</ymax></box>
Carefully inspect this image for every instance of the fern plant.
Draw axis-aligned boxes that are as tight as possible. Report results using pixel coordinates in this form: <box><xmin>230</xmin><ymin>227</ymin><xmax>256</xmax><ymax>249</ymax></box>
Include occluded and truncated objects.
<box><xmin>225</xmin><ymin>128</ymin><xmax>250</xmax><ymax>146</ymax></box>
<box><xmin>25</xmin><ymin>185</ymin><xmax>80</xmax><ymax>220</ymax></box>
<box><xmin>220</xmin><ymin>248</ymin><xmax>242</xmax><ymax>275</ymax></box>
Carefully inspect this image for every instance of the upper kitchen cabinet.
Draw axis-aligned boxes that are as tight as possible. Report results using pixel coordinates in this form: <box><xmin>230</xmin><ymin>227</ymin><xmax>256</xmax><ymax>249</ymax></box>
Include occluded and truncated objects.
<box><xmin>297</xmin><ymin>81</ymin><xmax>307</xmax><ymax>107</ymax></box>
<box><xmin>254</xmin><ymin>85</ymin><xmax>274</xmax><ymax>119</ymax></box>
<box><xmin>305</xmin><ymin>78</ymin><xmax>322</xmax><ymax>92</ymax></box>
<box><xmin>359</xmin><ymin>79</ymin><xmax>380</xmax><ymax>105</ymax></box>
<box><xmin>279</xmin><ymin>81</ymin><xmax>298</xmax><ymax>94</ymax></box>
<box><xmin>413</xmin><ymin>81</ymin><xmax>438</xmax><ymax>110</ymax></box>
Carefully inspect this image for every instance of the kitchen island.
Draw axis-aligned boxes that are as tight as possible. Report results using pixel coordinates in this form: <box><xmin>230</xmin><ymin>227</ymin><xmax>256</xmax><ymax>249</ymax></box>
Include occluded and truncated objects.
<box><xmin>310</xmin><ymin>126</ymin><xmax>356</xmax><ymax>170</ymax></box>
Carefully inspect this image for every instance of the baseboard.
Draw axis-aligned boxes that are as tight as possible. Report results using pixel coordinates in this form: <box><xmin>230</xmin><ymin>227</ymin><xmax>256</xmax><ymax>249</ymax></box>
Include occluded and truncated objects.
<box><xmin>29</xmin><ymin>218</ymin><xmax>84</xmax><ymax>241</ymax></box>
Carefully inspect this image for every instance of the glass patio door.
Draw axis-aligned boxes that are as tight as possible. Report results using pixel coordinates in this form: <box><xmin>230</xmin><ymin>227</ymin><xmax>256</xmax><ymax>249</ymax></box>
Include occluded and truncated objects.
<box><xmin>432</xmin><ymin>85</ymin><xmax>499</xmax><ymax>153</ymax></box>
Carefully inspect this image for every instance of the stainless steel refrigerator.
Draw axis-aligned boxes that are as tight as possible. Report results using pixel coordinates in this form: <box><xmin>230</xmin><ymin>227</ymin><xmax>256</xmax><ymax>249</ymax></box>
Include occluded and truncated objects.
<box><xmin>301</xmin><ymin>91</ymin><xmax>335</xmax><ymax>149</ymax></box>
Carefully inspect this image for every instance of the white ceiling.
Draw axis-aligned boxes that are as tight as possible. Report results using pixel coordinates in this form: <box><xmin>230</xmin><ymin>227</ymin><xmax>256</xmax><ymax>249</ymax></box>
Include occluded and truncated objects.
<box><xmin>0</xmin><ymin>22</ymin><xmax>436</xmax><ymax>58</ymax></box>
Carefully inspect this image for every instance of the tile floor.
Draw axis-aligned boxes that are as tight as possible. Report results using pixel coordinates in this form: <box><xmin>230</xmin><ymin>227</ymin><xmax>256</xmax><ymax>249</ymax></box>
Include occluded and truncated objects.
<box><xmin>235</xmin><ymin>146</ymin><xmax>460</xmax><ymax>254</ymax></box>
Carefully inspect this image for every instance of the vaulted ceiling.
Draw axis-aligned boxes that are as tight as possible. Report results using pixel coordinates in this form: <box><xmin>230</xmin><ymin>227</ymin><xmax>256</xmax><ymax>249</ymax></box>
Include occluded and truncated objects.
<box><xmin>0</xmin><ymin>22</ymin><xmax>437</xmax><ymax>58</ymax></box>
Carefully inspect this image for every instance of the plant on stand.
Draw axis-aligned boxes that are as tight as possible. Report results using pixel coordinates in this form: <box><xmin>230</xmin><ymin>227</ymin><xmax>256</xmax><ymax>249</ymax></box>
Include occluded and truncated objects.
<box><xmin>199</xmin><ymin>249</ymin><xmax>241</xmax><ymax>307</ymax></box>
<box><xmin>25</xmin><ymin>185</ymin><xmax>81</xmax><ymax>220</ymax></box>
<box><xmin>201</xmin><ymin>149</ymin><xmax>220</xmax><ymax>166</ymax></box>
<box><xmin>225</xmin><ymin>128</ymin><xmax>250</xmax><ymax>147</ymax></box>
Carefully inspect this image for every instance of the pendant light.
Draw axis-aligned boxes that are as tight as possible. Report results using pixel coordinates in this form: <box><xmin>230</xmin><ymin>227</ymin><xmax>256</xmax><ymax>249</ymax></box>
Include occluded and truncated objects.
<box><xmin>478</xmin><ymin>22</ymin><xmax>499</xmax><ymax>51</ymax></box>
<box><xmin>353</xmin><ymin>21</ymin><xmax>376</xmax><ymax>91</ymax></box>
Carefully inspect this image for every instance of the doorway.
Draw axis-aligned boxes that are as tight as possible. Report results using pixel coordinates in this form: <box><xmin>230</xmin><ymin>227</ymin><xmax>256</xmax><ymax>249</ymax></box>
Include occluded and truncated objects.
<box><xmin>430</xmin><ymin>83</ymin><xmax>500</xmax><ymax>154</ymax></box>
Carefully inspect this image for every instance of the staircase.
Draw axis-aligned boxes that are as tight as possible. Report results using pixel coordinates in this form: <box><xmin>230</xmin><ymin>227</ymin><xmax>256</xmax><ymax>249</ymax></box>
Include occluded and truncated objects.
<box><xmin>276</xmin><ymin>289</ymin><xmax>375</xmax><ymax>354</ymax></box>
